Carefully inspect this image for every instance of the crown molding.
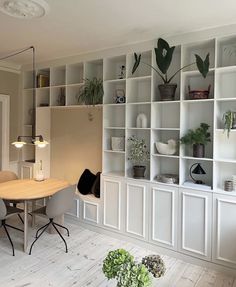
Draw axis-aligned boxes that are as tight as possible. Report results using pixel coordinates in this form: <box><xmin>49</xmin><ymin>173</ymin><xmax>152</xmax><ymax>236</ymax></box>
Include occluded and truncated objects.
<box><xmin>0</xmin><ymin>60</ymin><xmax>21</xmax><ymax>74</ymax></box>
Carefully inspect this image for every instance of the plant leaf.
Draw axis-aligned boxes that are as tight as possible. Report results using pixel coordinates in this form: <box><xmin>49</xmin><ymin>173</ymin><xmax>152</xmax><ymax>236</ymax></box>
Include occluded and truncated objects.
<box><xmin>132</xmin><ymin>53</ymin><xmax>141</xmax><ymax>74</ymax></box>
<box><xmin>195</xmin><ymin>53</ymin><xmax>210</xmax><ymax>78</ymax></box>
<box><xmin>155</xmin><ymin>38</ymin><xmax>175</xmax><ymax>75</ymax></box>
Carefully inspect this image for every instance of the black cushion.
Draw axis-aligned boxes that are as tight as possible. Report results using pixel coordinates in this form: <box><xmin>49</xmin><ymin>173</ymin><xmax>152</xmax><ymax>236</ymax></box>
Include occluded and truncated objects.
<box><xmin>77</xmin><ymin>169</ymin><xmax>96</xmax><ymax>195</ymax></box>
<box><xmin>91</xmin><ymin>172</ymin><xmax>101</xmax><ymax>198</ymax></box>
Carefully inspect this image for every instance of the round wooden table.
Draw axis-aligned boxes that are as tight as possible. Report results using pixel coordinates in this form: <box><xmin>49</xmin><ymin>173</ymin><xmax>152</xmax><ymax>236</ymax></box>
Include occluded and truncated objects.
<box><xmin>0</xmin><ymin>178</ymin><xmax>69</xmax><ymax>252</ymax></box>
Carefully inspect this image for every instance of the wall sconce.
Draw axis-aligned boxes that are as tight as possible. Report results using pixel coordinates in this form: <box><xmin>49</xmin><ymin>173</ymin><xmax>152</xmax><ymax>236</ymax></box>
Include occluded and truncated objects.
<box><xmin>12</xmin><ymin>135</ymin><xmax>48</xmax><ymax>149</ymax></box>
<box><xmin>190</xmin><ymin>163</ymin><xmax>206</xmax><ymax>184</ymax></box>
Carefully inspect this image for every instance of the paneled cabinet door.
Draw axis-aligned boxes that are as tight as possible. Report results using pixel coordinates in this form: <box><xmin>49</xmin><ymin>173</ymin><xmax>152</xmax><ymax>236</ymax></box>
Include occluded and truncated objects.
<box><xmin>213</xmin><ymin>193</ymin><xmax>236</xmax><ymax>268</ymax></box>
<box><xmin>102</xmin><ymin>177</ymin><xmax>122</xmax><ymax>231</ymax></box>
<box><xmin>125</xmin><ymin>181</ymin><xmax>148</xmax><ymax>240</ymax></box>
<box><xmin>179</xmin><ymin>188</ymin><xmax>212</xmax><ymax>261</ymax></box>
<box><xmin>151</xmin><ymin>185</ymin><xmax>178</xmax><ymax>250</ymax></box>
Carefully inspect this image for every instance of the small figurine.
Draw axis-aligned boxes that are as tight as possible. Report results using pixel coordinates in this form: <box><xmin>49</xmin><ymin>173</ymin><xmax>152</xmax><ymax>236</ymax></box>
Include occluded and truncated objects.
<box><xmin>118</xmin><ymin>65</ymin><xmax>125</xmax><ymax>79</ymax></box>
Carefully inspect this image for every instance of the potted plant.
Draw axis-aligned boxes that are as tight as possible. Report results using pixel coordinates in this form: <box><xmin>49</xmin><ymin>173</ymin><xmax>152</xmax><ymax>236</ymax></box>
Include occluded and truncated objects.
<box><xmin>180</xmin><ymin>123</ymin><xmax>211</xmax><ymax>158</ymax></box>
<box><xmin>128</xmin><ymin>136</ymin><xmax>149</xmax><ymax>178</ymax></box>
<box><xmin>77</xmin><ymin>77</ymin><xmax>103</xmax><ymax>105</ymax></box>
<box><xmin>103</xmin><ymin>249</ymin><xmax>165</xmax><ymax>287</ymax></box>
<box><xmin>223</xmin><ymin>110</ymin><xmax>236</xmax><ymax>137</ymax></box>
<box><xmin>132</xmin><ymin>38</ymin><xmax>210</xmax><ymax>101</ymax></box>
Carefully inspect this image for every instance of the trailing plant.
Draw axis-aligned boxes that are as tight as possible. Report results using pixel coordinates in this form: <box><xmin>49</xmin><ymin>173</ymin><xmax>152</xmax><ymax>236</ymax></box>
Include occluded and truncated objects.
<box><xmin>103</xmin><ymin>249</ymin><xmax>165</xmax><ymax>287</ymax></box>
<box><xmin>78</xmin><ymin>77</ymin><xmax>103</xmax><ymax>105</ymax></box>
<box><xmin>180</xmin><ymin>123</ymin><xmax>211</xmax><ymax>146</ymax></box>
<box><xmin>223</xmin><ymin>110</ymin><xmax>235</xmax><ymax>138</ymax></box>
<box><xmin>128</xmin><ymin>136</ymin><xmax>150</xmax><ymax>166</ymax></box>
<box><xmin>132</xmin><ymin>38</ymin><xmax>210</xmax><ymax>84</ymax></box>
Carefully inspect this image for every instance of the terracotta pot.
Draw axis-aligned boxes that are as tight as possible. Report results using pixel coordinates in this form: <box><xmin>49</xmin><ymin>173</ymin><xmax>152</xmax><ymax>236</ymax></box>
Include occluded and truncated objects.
<box><xmin>158</xmin><ymin>84</ymin><xmax>177</xmax><ymax>101</ymax></box>
<box><xmin>193</xmin><ymin>144</ymin><xmax>205</xmax><ymax>158</ymax></box>
<box><xmin>133</xmin><ymin>165</ymin><xmax>146</xmax><ymax>179</ymax></box>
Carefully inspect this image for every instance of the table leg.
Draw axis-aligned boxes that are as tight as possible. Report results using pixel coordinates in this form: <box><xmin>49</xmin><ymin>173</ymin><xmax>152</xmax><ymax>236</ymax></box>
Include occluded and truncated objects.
<box><xmin>24</xmin><ymin>200</ymin><xmax>28</xmax><ymax>252</ymax></box>
<box><xmin>31</xmin><ymin>200</ymin><xmax>36</xmax><ymax>227</ymax></box>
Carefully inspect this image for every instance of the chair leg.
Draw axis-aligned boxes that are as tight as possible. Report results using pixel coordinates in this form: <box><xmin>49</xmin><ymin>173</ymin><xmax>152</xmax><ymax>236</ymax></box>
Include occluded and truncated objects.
<box><xmin>5</xmin><ymin>223</ymin><xmax>23</xmax><ymax>233</ymax></box>
<box><xmin>2</xmin><ymin>222</ymin><xmax>15</xmax><ymax>256</ymax></box>
<box><xmin>52</xmin><ymin>222</ymin><xmax>68</xmax><ymax>253</ymax></box>
<box><xmin>29</xmin><ymin>222</ymin><xmax>50</xmax><ymax>255</ymax></box>
<box><xmin>53</xmin><ymin>222</ymin><xmax>70</xmax><ymax>237</ymax></box>
<box><xmin>17</xmin><ymin>214</ymin><xmax>24</xmax><ymax>224</ymax></box>
<box><xmin>35</xmin><ymin>222</ymin><xmax>50</xmax><ymax>239</ymax></box>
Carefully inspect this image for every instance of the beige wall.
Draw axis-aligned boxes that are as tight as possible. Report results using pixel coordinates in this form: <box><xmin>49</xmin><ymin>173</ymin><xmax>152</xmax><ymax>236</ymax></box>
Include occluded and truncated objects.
<box><xmin>50</xmin><ymin>107</ymin><xmax>102</xmax><ymax>184</ymax></box>
<box><xmin>0</xmin><ymin>70</ymin><xmax>20</xmax><ymax>162</ymax></box>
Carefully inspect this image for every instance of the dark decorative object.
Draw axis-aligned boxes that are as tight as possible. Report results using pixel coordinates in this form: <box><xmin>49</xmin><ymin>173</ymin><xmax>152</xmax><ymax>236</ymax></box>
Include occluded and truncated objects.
<box><xmin>142</xmin><ymin>255</ymin><xmax>166</xmax><ymax>278</ymax></box>
<box><xmin>37</xmin><ymin>74</ymin><xmax>49</xmax><ymax>88</ymax></box>
<box><xmin>180</xmin><ymin>123</ymin><xmax>211</xmax><ymax>158</ymax></box>
<box><xmin>133</xmin><ymin>166</ymin><xmax>146</xmax><ymax>179</ymax></box>
<box><xmin>77</xmin><ymin>169</ymin><xmax>96</xmax><ymax>195</ymax></box>
<box><xmin>224</xmin><ymin>180</ymin><xmax>234</xmax><ymax>192</ymax></box>
<box><xmin>190</xmin><ymin>163</ymin><xmax>206</xmax><ymax>184</ymax></box>
<box><xmin>91</xmin><ymin>172</ymin><xmax>101</xmax><ymax>198</ymax></box>
<box><xmin>119</xmin><ymin>65</ymin><xmax>125</xmax><ymax>79</ymax></box>
<box><xmin>132</xmin><ymin>38</ymin><xmax>210</xmax><ymax>101</ymax></box>
<box><xmin>115</xmin><ymin>89</ymin><xmax>126</xmax><ymax>103</ymax></box>
<box><xmin>57</xmin><ymin>87</ymin><xmax>65</xmax><ymax>106</ymax></box>
<box><xmin>193</xmin><ymin>143</ymin><xmax>205</xmax><ymax>158</ymax></box>
<box><xmin>158</xmin><ymin>84</ymin><xmax>177</xmax><ymax>101</ymax></box>
<box><xmin>188</xmin><ymin>84</ymin><xmax>211</xmax><ymax>100</ymax></box>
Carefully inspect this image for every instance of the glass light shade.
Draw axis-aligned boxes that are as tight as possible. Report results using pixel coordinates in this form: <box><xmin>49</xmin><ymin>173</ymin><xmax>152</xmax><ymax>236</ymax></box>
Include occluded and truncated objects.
<box><xmin>12</xmin><ymin>141</ymin><xmax>26</xmax><ymax>148</ymax></box>
<box><xmin>34</xmin><ymin>140</ymin><xmax>49</xmax><ymax>148</ymax></box>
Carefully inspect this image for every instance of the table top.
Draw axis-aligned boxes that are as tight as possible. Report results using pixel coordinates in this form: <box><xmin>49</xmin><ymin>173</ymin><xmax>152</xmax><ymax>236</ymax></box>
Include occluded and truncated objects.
<box><xmin>0</xmin><ymin>178</ymin><xmax>69</xmax><ymax>200</ymax></box>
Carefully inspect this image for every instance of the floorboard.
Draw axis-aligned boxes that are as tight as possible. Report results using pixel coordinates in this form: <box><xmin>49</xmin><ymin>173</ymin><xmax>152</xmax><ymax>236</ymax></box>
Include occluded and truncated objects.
<box><xmin>0</xmin><ymin>217</ymin><xmax>235</xmax><ymax>287</ymax></box>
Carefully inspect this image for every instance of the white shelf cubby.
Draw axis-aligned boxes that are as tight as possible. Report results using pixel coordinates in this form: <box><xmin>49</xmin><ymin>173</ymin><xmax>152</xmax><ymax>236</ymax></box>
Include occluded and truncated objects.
<box><xmin>152</xmin><ymin>102</ymin><xmax>180</xmax><ymax>129</ymax></box>
<box><xmin>127</xmin><ymin>50</ymin><xmax>152</xmax><ymax>79</ymax></box>
<box><xmin>103</xmin><ymin>79</ymin><xmax>126</xmax><ymax>104</ymax></box>
<box><xmin>66</xmin><ymin>63</ymin><xmax>84</xmax><ymax>85</ymax></box>
<box><xmin>217</xmin><ymin>36</ymin><xmax>236</xmax><ymax>68</ymax></box>
<box><xmin>126</xmin><ymin>103</ymin><xmax>151</xmax><ymax>128</ymax></box>
<box><xmin>50</xmin><ymin>65</ymin><xmax>66</xmax><ymax>86</ymax></box>
<box><xmin>126</xmin><ymin>76</ymin><xmax>151</xmax><ymax>103</ymax></box>
<box><xmin>104</xmin><ymin>55</ymin><xmax>126</xmax><ymax>81</ymax></box>
<box><xmin>84</xmin><ymin>59</ymin><xmax>103</xmax><ymax>80</ymax></box>
<box><xmin>103</xmin><ymin>105</ymin><xmax>125</xmax><ymax>128</ymax></box>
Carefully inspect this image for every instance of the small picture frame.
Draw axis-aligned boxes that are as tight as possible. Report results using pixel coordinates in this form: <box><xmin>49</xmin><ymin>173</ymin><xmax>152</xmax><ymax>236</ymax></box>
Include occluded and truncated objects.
<box><xmin>115</xmin><ymin>89</ymin><xmax>126</xmax><ymax>103</ymax></box>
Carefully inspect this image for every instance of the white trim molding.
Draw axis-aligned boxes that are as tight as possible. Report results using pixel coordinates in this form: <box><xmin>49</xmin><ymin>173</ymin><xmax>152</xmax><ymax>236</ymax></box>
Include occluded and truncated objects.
<box><xmin>0</xmin><ymin>94</ymin><xmax>10</xmax><ymax>170</ymax></box>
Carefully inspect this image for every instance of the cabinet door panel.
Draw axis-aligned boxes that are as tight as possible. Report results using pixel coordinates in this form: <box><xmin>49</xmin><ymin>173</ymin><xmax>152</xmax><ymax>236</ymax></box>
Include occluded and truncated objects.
<box><xmin>126</xmin><ymin>182</ymin><xmax>146</xmax><ymax>238</ymax></box>
<box><xmin>213</xmin><ymin>194</ymin><xmax>236</xmax><ymax>268</ymax></box>
<box><xmin>152</xmin><ymin>186</ymin><xmax>177</xmax><ymax>249</ymax></box>
<box><xmin>103</xmin><ymin>178</ymin><xmax>121</xmax><ymax>230</ymax></box>
<box><xmin>180</xmin><ymin>189</ymin><xmax>212</xmax><ymax>260</ymax></box>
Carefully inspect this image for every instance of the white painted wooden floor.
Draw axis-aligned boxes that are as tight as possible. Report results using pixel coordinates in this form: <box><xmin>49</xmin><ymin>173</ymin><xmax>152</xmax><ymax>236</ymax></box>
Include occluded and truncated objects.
<box><xmin>0</xmin><ymin>217</ymin><xmax>235</xmax><ymax>287</ymax></box>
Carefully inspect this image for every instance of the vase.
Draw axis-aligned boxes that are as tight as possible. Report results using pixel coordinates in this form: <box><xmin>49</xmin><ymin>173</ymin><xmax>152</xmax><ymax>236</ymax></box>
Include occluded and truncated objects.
<box><xmin>158</xmin><ymin>84</ymin><xmax>177</xmax><ymax>101</ymax></box>
<box><xmin>133</xmin><ymin>165</ymin><xmax>146</xmax><ymax>179</ymax></box>
<box><xmin>193</xmin><ymin>144</ymin><xmax>205</xmax><ymax>158</ymax></box>
<box><xmin>136</xmin><ymin>113</ymin><xmax>148</xmax><ymax>128</ymax></box>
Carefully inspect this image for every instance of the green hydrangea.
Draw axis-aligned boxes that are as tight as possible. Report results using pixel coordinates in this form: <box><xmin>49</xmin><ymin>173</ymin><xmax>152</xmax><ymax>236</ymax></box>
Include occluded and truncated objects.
<box><xmin>102</xmin><ymin>249</ymin><xmax>134</xmax><ymax>279</ymax></box>
<box><xmin>103</xmin><ymin>249</ymin><xmax>152</xmax><ymax>287</ymax></box>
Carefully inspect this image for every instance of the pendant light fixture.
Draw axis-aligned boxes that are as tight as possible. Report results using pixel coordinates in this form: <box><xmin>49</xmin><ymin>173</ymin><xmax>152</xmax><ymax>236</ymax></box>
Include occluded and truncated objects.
<box><xmin>0</xmin><ymin>46</ymin><xmax>48</xmax><ymax>149</ymax></box>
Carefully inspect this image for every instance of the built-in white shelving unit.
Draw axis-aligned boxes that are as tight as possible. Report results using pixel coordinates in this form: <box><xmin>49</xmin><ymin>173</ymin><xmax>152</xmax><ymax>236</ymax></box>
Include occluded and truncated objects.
<box><xmin>21</xmin><ymin>32</ymin><xmax>236</xmax><ymax>272</ymax></box>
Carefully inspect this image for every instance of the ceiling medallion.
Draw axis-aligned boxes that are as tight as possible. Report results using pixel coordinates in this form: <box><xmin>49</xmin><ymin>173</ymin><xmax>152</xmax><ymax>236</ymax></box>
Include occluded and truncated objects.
<box><xmin>0</xmin><ymin>0</ymin><xmax>49</xmax><ymax>19</ymax></box>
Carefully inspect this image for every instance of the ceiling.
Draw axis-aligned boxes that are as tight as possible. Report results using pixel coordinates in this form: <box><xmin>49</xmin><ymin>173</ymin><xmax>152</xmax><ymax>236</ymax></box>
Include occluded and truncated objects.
<box><xmin>1</xmin><ymin>0</ymin><xmax>236</xmax><ymax>64</ymax></box>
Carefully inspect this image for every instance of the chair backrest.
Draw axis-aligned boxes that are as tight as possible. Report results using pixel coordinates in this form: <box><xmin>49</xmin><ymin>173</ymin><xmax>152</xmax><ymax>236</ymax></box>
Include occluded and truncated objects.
<box><xmin>46</xmin><ymin>186</ymin><xmax>74</xmax><ymax>219</ymax></box>
<box><xmin>0</xmin><ymin>171</ymin><xmax>18</xmax><ymax>184</ymax></box>
<box><xmin>0</xmin><ymin>199</ymin><xmax>7</xmax><ymax>220</ymax></box>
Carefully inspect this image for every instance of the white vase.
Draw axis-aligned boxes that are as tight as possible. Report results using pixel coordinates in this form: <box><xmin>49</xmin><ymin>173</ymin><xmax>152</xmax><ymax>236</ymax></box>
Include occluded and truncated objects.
<box><xmin>111</xmin><ymin>137</ymin><xmax>125</xmax><ymax>151</ymax></box>
<box><xmin>136</xmin><ymin>113</ymin><xmax>148</xmax><ymax>128</ymax></box>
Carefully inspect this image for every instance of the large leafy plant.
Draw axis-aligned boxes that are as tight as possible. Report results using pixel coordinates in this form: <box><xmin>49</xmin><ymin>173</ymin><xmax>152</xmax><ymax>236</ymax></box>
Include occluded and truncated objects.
<box><xmin>132</xmin><ymin>38</ymin><xmax>210</xmax><ymax>84</ymax></box>
<box><xmin>78</xmin><ymin>77</ymin><xmax>103</xmax><ymax>105</ymax></box>
<box><xmin>103</xmin><ymin>249</ymin><xmax>158</xmax><ymax>287</ymax></box>
<box><xmin>128</xmin><ymin>136</ymin><xmax>150</xmax><ymax>165</ymax></box>
<box><xmin>180</xmin><ymin>123</ymin><xmax>211</xmax><ymax>146</ymax></box>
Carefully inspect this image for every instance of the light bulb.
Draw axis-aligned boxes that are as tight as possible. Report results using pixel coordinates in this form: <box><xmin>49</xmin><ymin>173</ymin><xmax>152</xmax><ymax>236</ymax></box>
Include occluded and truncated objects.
<box><xmin>34</xmin><ymin>140</ymin><xmax>49</xmax><ymax>148</ymax></box>
<box><xmin>12</xmin><ymin>141</ymin><xmax>26</xmax><ymax>148</ymax></box>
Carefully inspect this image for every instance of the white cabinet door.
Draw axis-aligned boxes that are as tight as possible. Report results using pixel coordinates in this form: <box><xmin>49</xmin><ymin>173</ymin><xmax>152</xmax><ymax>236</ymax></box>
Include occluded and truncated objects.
<box><xmin>213</xmin><ymin>193</ymin><xmax>236</xmax><ymax>268</ymax></box>
<box><xmin>179</xmin><ymin>188</ymin><xmax>212</xmax><ymax>260</ymax></box>
<box><xmin>125</xmin><ymin>180</ymin><xmax>148</xmax><ymax>240</ymax></box>
<box><xmin>102</xmin><ymin>177</ymin><xmax>122</xmax><ymax>231</ymax></box>
<box><xmin>151</xmin><ymin>184</ymin><xmax>178</xmax><ymax>250</ymax></box>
